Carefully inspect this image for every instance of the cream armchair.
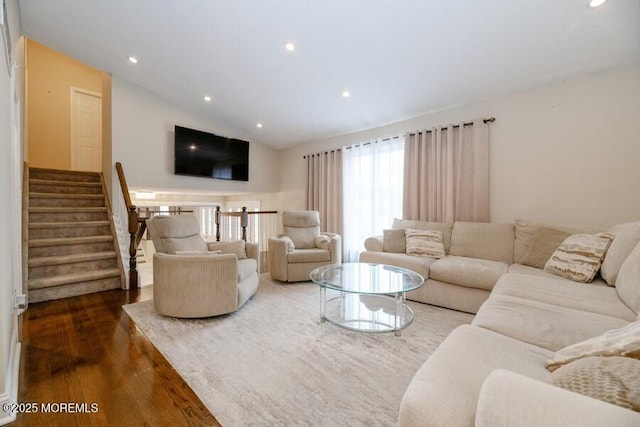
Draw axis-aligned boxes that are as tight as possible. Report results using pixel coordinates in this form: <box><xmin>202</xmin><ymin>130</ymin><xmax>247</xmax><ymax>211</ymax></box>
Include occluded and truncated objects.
<box><xmin>268</xmin><ymin>210</ymin><xmax>341</xmax><ymax>282</ymax></box>
<box><xmin>146</xmin><ymin>215</ymin><xmax>259</xmax><ymax>318</ymax></box>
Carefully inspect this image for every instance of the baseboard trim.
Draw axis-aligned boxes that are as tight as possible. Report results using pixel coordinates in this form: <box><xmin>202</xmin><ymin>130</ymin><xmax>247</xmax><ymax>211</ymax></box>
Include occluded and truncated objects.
<box><xmin>0</xmin><ymin>325</ymin><xmax>21</xmax><ymax>426</ymax></box>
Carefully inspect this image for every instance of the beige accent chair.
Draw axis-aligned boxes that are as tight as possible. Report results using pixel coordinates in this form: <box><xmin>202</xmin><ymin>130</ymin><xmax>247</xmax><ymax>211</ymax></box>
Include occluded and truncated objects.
<box><xmin>146</xmin><ymin>215</ymin><xmax>259</xmax><ymax>318</ymax></box>
<box><xmin>268</xmin><ymin>210</ymin><xmax>341</xmax><ymax>282</ymax></box>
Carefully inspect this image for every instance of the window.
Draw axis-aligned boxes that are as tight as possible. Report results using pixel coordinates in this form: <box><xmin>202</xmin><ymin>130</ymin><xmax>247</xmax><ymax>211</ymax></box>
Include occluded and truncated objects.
<box><xmin>342</xmin><ymin>136</ymin><xmax>404</xmax><ymax>261</ymax></box>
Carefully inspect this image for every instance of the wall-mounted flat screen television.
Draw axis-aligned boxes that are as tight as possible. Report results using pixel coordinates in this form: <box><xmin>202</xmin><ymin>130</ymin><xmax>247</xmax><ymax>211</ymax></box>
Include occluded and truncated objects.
<box><xmin>174</xmin><ymin>125</ymin><xmax>249</xmax><ymax>181</ymax></box>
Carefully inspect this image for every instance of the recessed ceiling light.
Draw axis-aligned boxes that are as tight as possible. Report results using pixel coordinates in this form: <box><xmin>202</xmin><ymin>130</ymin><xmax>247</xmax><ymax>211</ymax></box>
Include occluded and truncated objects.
<box><xmin>285</xmin><ymin>42</ymin><xmax>295</xmax><ymax>52</ymax></box>
<box><xmin>203</xmin><ymin>95</ymin><xmax>212</xmax><ymax>102</ymax></box>
<box><xmin>256</xmin><ymin>123</ymin><xmax>263</xmax><ymax>128</ymax></box>
<box><xmin>128</xmin><ymin>56</ymin><xmax>138</xmax><ymax>64</ymax></box>
<box><xmin>342</xmin><ymin>90</ymin><xmax>350</xmax><ymax>98</ymax></box>
<box><xmin>588</xmin><ymin>0</ymin><xmax>607</xmax><ymax>8</ymax></box>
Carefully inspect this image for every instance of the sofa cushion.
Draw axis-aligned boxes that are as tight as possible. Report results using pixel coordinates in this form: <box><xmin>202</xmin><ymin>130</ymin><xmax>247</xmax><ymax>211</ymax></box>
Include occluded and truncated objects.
<box><xmin>616</xmin><ymin>241</ymin><xmax>640</xmax><ymax>314</ymax></box>
<box><xmin>398</xmin><ymin>325</ymin><xmax>553</xmax><ymax>427</ymax></box>
<box><xmin>405</xmin><ymin>229</ymin><xmax>445</xmax><ymax>259</ymax></box>
<box><xmin>161</xmin><ymin>234</ymin><xmax>209</xmax><ymax>254</ymax></box>
<box><xmin>383</xmin><ymin>228</ymin><xmax>405</xmax><ymax>253</ymax></box>
<box><xmin>546</xmin><ymin>320</ymin><xmax>640</xmax><ymax>371</ymax></box>
<box><xmin>284</xmin><ymin>226</ymin><xmax>320</xmax><ymax>249</ymax></box>
<box><xmin>148</xmin><ymin>214</ymin><xmax>201</xmax><ymax>238</ymax></box>
<box><xmin>207</xmin><ymin>240</ymin><xmax>247</xmax><ymax>259</ymax></box>
<box><xmin>514</xmin><ymin>220</ymin><xmax>603</xmax><ymax>264</ymax></box>
<box><xmin>430</xmin><ymin>256</ymin><xmax>508</xmax><ymax>291</ymax></box>
<box><xmin>287</xmin><ymin>248</ymin><xmax>331</xmax><ymax>263</ymax></box>
<box><xmin>520</xmin><ymin>226</ymin><xmax>570</xmax><ymax>269</ymax></box>
<box><xmin>282</xmin><ymin>210</ymin><xmax>321</xmax><ymax>227</ymax></box>
<box><xmin>315</xmin><ymin>234</ymin><xmax>331</xmax><ymax>250</ymax></box>
<box><xmin>550</xmin><ymin>356</ymin><xmax>640</xmax><ymax>412</ymax></box>
<box><xmin>492</xmin><ymin>273</ymin><xmax>636</xmax><ymax>321</ymax></box>
<box><xmin>543</xmin><ymin>233</ymin><xmax>614</xmax><ymax>283</ymax></box>
<box><xmin>392</xmin><ymin>219</ymin><xmax>453</xmax><ymax>251</ymax></box>
<box><xmin>175</xmin><ymin>250</ymin><xmax>223</xmax><ymax>256</ymax></box>
<box><xmin>277</xmin><ymin>235</ymin><xmax>295</xmax><ymax>252</ymax></box>
<box><xmin>358</xmin><ymin>251</ymin><xmax>433</xmax><ymax>280</ymax></box>
<box><xmin>601</xmin><ymin>221</ymin><xmax>640</xmax><ymax>286</ymax></box>
<box><xmin>476</xmin><ymin>369</ymin><xmax>640</xmax><ymax>427</ymax></box>
<box><xmin>449</xmin><ymin>222</ymin><xmax>514</xmax><ymax>264</ymax></box>
<box><xmin>473</xmin><ymin>294</ymin><xmax>630</xmax><ymax>351</ymax></box>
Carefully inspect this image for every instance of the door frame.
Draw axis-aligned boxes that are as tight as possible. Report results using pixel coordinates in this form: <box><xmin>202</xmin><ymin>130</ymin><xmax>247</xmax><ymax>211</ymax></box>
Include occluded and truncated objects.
<box><xmin>70</xmin><ymin>86</ymin><xmax>102</xmax><ymax>171</ymax></box>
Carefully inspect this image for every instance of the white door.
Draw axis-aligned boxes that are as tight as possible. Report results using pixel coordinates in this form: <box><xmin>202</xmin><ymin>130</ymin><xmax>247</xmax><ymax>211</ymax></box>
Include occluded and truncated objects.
<box><xmin>71</xmin><ymin>88</ymin><xmax>102</xmax><ymax>172</ymax></box>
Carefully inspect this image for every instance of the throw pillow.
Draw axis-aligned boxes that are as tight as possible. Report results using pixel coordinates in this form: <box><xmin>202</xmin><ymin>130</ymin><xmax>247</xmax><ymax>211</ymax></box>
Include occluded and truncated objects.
<box><xmin>175</xmin><ymin>250</ymin><xmax>222</xmax><ymax>255</ymax></box>
<box><xmin>383</xmin><ymin>229</ymin><xmax>406</xmax><ymax>253</ymax></box>
<box><xmin>601</xmin><ymin>221</ymin><xmax>640</xmax><ymax>286</ymax></box>
<box><xmin>315</xmin><ymin>234</ymin><xmax>331</xmax><ymax>250</ymax></box>
<box><xmin>392</xmin><ymin>219</ymin><xmax>454</xmax><ymax>251</ymax></box>
<box><xmin>520</xmin><ymin>226</ymin><xmax>571</xmax><ymax>269</ymax></box>
<box><xmin>207</xmin><ymin>240</ymin><xmax>247</xmax><ymax>259</ymax></box>
<box><xmin>514</xmin><ymin>220</ymin><xmax>602</xmax><ymax>264</ymax></box>
<box><xmin>543</xmin><ymin>233</ymin><xmax>614</xmax><ymax>283</ymax></box>
<box><xmin>616</xmin><ymin>241</ymin><xmax>640</xmax><ymax>314</ymax></box>
<box><xmin>278</xmin><ymin>235</ymin><xmax>295</xmax><ymax>252</ymax></box>
<box><xmin>546</xmin><ymin>320</ymin><xmax>640</xmax><ymax>372</ymax></box>
<box><xmin>550</xmin><ymin>356</ymin><xmax>640</xmax><ymax>412</ymax></box>
<box><xmin>405</xmin><ymin>229</ymin><xmax>446</xmax><ymax>259</ymax></box>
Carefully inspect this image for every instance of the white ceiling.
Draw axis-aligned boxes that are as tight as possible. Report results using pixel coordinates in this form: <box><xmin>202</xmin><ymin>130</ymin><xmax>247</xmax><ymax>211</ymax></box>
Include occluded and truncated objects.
<box><xmin>19</xmin><ymin>0</ymin><xmax>640</xmax><ymax>149</ymax></box>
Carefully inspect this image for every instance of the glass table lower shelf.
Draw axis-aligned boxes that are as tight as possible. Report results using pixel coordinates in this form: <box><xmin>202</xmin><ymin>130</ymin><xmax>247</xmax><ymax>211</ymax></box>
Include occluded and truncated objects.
<box><xmin>311</xmin><ymin>263</ymin><xmax>425</xmax><ymax>336</ymax></box>
<box><xmin>321</xmin><ymin>291</ymin><xmax>415</xmax><ymax>336</ymax></box>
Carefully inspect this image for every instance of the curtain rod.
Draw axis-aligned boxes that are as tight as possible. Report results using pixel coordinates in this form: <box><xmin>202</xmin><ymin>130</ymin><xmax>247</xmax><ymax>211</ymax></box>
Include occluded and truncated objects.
<box><xmin>303</xmin><ymin>117</ymin><xmax>495</xmax><ymax>159</ymax></box>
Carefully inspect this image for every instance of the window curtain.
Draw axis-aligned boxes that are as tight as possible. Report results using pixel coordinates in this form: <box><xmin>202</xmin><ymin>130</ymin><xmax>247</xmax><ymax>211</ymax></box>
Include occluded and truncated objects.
<box><xmin>343</xmin><ymin>137</ymin><xmax>404</xmax><ymax>262</ymax></box>
<box><xmin>306</xmin><ymin>150</ymin><xmax>343</xmax><ymax>236</ymax></box>
<box><xmin>402</xmin><ymin>119</ymin><xmax>489</xmax><ymax>222</ymax></box>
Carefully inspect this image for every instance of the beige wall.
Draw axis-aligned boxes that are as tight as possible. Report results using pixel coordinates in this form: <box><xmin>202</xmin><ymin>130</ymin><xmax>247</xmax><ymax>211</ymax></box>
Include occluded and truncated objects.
<box><xmin>277</xmin><ymin>64</ymin><xmax>640</xmax><ymax>228</ymax></box>
<box><xmin>111</xmin><ymin>77</ymin><xmax>280</xmax><ymax>212</ymax></box>
<box><xmin>101</xmin><ymin>74</ymin><xmax>113</xmax><ymax>198</ymax></box>
<box><xmin>26</xmin><ymin>39</ymin><xmax>104</xmax><ymax>169</ymax></box>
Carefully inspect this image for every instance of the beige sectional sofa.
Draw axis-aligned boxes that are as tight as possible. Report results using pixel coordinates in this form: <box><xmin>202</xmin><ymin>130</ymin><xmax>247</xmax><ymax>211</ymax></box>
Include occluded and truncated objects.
<box><xmin>359</xmin><ymin>219</ymin><xmax>640</xmax><ymax>426</ymax></box>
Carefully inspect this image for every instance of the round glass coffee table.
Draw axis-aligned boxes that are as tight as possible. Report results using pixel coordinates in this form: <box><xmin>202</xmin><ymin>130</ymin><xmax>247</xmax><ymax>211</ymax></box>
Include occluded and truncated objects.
<box><xmin>309</xmin><ymin>263</ymin><xmax>425</xmax><ymax>336</ymax></box>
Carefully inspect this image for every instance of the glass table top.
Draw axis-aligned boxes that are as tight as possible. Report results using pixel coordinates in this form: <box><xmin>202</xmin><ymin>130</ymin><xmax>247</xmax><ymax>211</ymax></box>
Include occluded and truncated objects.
<box><xmin>310</xmin><ymin>263</ymin><xmax>424</xmax><ymax>294</ymax></box>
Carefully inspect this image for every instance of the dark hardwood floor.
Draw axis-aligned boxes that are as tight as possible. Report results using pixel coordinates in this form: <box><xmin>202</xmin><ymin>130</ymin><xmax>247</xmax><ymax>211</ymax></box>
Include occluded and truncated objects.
<box><xmin>13</xmin><ymin>288</ymin><xmax>221</xmax><ymax>427</ymax></box>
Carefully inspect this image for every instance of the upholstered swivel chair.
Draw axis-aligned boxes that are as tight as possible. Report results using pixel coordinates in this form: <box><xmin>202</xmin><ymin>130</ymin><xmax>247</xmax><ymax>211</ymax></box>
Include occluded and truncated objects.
<box><xmin>268</xmin><ymin>210</ymin><xmax>341</xmax><ymax>282</ymax></box>
<box><xmin>146</xmin><ymin>215</ymin><xmax>259</xmax><ymax>318</ymax></box>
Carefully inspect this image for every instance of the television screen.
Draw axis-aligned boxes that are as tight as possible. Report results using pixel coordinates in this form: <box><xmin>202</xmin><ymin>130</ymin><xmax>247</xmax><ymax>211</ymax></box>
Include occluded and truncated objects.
<box><xmin>174</xmin><ymin>125</ymin><xmax>249</xmax><ymax>181</ymax></box>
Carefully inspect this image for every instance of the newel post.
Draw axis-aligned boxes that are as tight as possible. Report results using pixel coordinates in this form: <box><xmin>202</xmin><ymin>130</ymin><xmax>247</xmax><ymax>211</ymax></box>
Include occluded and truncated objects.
<box><xmin>215</xmin><ymin>206</ymin><xmax>221</xmax><ymax>242</ymax></box>
<box><xmin>241</xmin><ymin>207</ymin><xmax>248</xmax><ymax>241</ymax></box>
<box><xmin>128</xmin><ymin>205</ymin><xmax>139</xmax><ymax>290</ymax></box>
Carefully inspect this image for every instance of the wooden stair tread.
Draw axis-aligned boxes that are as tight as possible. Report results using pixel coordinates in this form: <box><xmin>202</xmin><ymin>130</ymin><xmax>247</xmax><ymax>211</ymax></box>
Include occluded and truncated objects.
<box><xmin>29</xmin><ymin>206</ymin><xmax>107</xmax><ymax>213</ymax></box>
<box><xmin>28</xmin><ymin>251</ymin><xmax>117</xmax><ymax>267</ymax></box>
<box><xmin>29</xmin><ymin>167</ymin><xmax>101</xmax><ymax>176</ymax></box>
<box><xmin>28</xmin><ymin>268</ymin><xmax>122</xmax><ymax>290</ymax></box>
<box><xmin>29</xmin><ymin>179</ymin><xmax>102</xmax><ymax>187</ymax></box>
<box><xmin>29</xmin><ymin>220</ymin><xmax>110</xmax><ymax>229</ymax></box>
<box><xmin>29</xmin><ymin>235</ymin><xmax>114</xmax><ymax>247</ymax></box>
<box><xmin>29</xmin><ymin>192</ymin><xmax>104</xmax><ymax>199</ymax></box>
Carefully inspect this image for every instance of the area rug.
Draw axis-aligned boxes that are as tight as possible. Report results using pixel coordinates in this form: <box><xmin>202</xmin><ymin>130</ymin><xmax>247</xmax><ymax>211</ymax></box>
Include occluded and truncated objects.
<box><xmin>123</xmin><ymin>274</ymin><xmax>474</xmax><ymax>426</ymax></box>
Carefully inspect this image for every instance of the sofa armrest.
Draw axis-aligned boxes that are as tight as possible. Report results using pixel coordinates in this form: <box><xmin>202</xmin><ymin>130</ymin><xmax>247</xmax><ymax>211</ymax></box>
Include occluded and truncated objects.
<box><xmin>245</xmin><ymin>242</ymin><xmax>260</xmax><ymax>272</ymax></box>
<box><xmin>268</xmin><ymin>237</ymin><xmax>289</xmax><ymax>281</ymax></box>
<box><xmin>322</xmin><ymin>232</ymin><xmax>342</xmax><ymax>264</ymax></box>
<box><xmin>476</xmin><ymin>369</ymin><xmax>640</xmax><ymax>427</ymax></box>
<box><xmin>364</xmin><ymin>235</ymin><xmax>383</xmax><ymax>252</ymax></box>
<box><xmin>153</xmin><ymin>252</ymin><xmax>239</xmax><ymax>317</ymax></box>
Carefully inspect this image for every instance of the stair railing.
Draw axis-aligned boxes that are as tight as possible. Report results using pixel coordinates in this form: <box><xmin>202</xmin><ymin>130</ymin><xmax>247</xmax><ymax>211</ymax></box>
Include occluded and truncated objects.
<box><xmin>214</xmin><ymin>206</ymin><xmax>278</xmax><ymax>242</ymax></box>
<box><xmin>115</xmin><ymin>162</ymin><xmax>142</xmax><ymax>290</ymax></box>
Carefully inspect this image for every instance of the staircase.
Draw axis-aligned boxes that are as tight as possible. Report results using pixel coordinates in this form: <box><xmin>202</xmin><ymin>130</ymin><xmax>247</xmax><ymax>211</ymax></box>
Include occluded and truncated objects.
<box><xmin>26</xmin><ymin>167</ymin><xmax>125</xmax><ymax>303</ymax></box>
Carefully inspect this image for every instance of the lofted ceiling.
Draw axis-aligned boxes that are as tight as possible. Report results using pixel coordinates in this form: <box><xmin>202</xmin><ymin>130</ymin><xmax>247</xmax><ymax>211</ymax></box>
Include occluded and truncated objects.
<box><xmin>19</xmin><ymin>0</ymin><xmax>640</xmax><ymax>149</ymax></box>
